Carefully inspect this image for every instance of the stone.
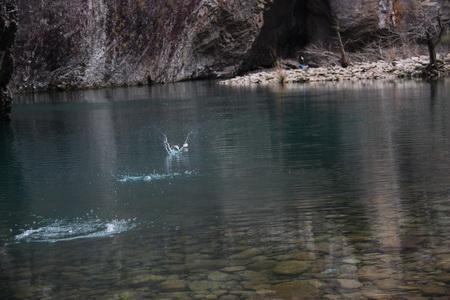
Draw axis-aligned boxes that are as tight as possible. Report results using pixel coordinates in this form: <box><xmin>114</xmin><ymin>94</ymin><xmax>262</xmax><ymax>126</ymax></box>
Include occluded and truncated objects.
<box><xmin>361</xmin><ymin>290</ymin><xmax>397</xmax><ymax>300</ymax></box>
<box><xmin>436</xmin><ymin>260</ymin><xmax>450</xmax><ymax>272</ymax></box>
<box><xmin>186</xmin><ymin>259</ymin><xmax>227</xmax><ymax>271</ymax></box>
<box><xmin>247</xmin><ymin>260</ymin><xmax>277</xmax><ymax>271</ymax></box>
<box><xmin>112</xmin><ymin>291</ymin><xmax>141</xmax><ymax>300</ymax></box>
<box><xmin>273</xmin><ymin>260</ymin><xmax>310</xmax><ymax>275</ymax></box>
<box><xmin>255</xmin><ymin>289</ymin><xmax>276</xmax><ymax>296</ymax></box>
<box><xmin>338</xmin><ymin>264</ymin><xmax>358</xmax><ymax>275</ymax></box>
<box><xmin>222</xmin><ymin>266</ymin><xmax>246</xmax><ymax>273</ymax></box>
<box><xmin>217</xmin><ymin>295</ymin><xmax>239</xmax><ymax>300</ymax></box>
<box><xmin>239</xmin><ymin>270</ymin><xmax>268</xmax><ymax>283</ymax></box>
<box><xmin>358</xmin><ymin>266</ymin><xmax>391</xmax><ymax>280</ymax></box>
<box><xmin>129</xmin><ymin>274</ymin><xmax>165</xmax><ymax>285</ymax></box>
<box><xmin>208</xmin><ymin>271</ymin><xmax>230</xmax><ymax>281</ymax></box>
<box><xmin>231</xmin><ymin>248</ymin><xmax>262</xmax><ymax>259</ymax></box>
<box><xmin>342</xmin><ymin>258</ymin><xmax>360</xmax><ymax>264</ymax></box>
<box><xmin>374</xmin><ymin>279</ymin><xmax>398</xmax><ymax>290</ymax></box>
<box><xmin>273</xmin><ymin>280</ymin><xmax>323</xmax><ymax>299</ymax></box>
<box><xmin>291</xmin><ymin>251</ymin><xmax>315</xmax><ymax>261</ymax></box>
<box><xmin>160</xmin><ymin>279</ymin><xmax>187</xmax><ymax>291</ymax></box>
<box><xmin>420</xmin><ymin>284</ymin><xmax>447</xmax><ymax>296</ymax></box>
<box><xmin>188</xmin><ymin>280</ymin><xmax>209</xmax><ymax>292</ymax></box>
<box><xmin>337</xmin><ymin>279</ymin><xmax>363</xmax><ymax>289</ymax></box>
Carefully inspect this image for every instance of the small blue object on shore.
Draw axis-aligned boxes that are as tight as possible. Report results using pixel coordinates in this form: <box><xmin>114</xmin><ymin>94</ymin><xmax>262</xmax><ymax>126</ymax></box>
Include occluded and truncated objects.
<box><xmin>299</xmin><ymin>64</ymin><xmax>309</xmax><ymax>70</ymax></box>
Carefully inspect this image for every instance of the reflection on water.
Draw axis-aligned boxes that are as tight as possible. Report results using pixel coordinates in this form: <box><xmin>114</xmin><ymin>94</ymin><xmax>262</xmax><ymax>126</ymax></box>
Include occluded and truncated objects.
<box><xmin>1</xmin><ymin>80</ymin><xmax>450</xmax><ymax>299</ymax></box>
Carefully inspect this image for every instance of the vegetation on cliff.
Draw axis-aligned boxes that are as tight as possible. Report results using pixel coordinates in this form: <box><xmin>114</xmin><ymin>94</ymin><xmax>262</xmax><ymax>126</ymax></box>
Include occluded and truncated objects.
<box><xmin>0</xmin><ymin>0</ymin><xmax>17</xmax><ymax>120</ymax></box>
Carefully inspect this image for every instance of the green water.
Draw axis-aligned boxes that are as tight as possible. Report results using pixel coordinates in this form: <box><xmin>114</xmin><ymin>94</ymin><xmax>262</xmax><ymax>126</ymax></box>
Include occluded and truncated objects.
<box><xmin>1</xmin><ymin>80</ymin><xmax>450</xmax><ymax>299</ymax></box>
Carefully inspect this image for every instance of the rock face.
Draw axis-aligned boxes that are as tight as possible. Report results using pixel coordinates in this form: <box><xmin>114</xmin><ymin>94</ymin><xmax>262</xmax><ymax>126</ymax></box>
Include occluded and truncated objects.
<box><xmin>0</xmin><ymin>0</ymin><xmax>17</xmax><ymax>119</ymax></box>
<box><xmin>13</xmin><ymin>0</ymin><xmax>267</xmax><ymax>91</ymax></box>
<box><xmin>10</xmin><ymin>0</ymin><xmax>436</xmax><ymax>91</ymax></box>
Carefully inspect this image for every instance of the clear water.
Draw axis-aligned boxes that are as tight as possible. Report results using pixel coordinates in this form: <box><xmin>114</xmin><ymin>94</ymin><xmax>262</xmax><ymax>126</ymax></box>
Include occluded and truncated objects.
<box><xmin>1</xmin><ymin>80</ymin><xmax>450</xmax><ymax>299</ymax></box>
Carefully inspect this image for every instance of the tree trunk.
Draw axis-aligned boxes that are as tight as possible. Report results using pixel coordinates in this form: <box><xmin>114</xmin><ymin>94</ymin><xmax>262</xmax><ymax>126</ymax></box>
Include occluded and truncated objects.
<box><xmin>427</xmin><ymin>34</ymin><xmax>437</xmax><ymax>69</ymax></box>
<box><xmin>334</xmin><ymin>21</ymin><xmax>349</xmax><ymax>68</ymax></box>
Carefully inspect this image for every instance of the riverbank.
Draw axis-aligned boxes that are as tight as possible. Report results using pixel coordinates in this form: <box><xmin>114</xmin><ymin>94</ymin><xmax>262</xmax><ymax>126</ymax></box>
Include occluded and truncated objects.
<box><xmin>219</xmin><ymin>55</ymin><xmax>450</xmax><ymax>86</ymax></box>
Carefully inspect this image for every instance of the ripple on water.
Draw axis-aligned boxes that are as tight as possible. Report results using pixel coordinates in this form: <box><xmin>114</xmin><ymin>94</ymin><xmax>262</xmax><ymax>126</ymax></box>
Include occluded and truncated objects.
<box><xmin>116</xmin><ymin>170</ymin><xmax>197</xmax><ymax>183</ymax></box>
<box><xmin>14</xmin><ymin>218</ymin><xmax>136</xmax><ymax>243</ymax></box>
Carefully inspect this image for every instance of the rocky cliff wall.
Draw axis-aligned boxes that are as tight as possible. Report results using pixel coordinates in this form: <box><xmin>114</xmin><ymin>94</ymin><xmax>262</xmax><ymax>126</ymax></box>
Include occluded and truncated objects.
<box><xmin>11</xmin><ymin>0</ymin><xmax>426</xmax><ymax>91</ymax></box>
<box><xmin>13</xmin><ymin>0</ymin><xmax>268</xmax><ymax>91</ymax></box>
<box><xmin>0</xmin><ymin>0</ymin><xmax>17</xmax><ymax>119</ymax></box>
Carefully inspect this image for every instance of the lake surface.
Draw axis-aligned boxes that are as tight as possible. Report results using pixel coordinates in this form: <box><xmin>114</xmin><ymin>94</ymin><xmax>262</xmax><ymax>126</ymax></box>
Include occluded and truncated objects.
<box><xmin>1</xmin><ymin>80</ymin><xmax>450</xmax><ymax>299</ymax></box>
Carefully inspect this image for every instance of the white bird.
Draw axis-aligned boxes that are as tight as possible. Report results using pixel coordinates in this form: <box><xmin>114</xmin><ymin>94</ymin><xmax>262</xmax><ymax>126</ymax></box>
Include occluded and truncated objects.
<box><xmin>161</xmin><ymin>130</ymin><xmax>193</xmax><ymax>155</ymax></box>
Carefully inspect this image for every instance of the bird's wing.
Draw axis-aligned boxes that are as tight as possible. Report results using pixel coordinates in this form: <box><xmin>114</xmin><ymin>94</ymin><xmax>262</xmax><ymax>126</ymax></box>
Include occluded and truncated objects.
<box><xmin>184</xmin><ymin>130</ymin><xmax>193</xmax><ymax>145</ymax></box>
<box><xmin>155</xmin><ymin>127</ymin><xmax>168</xmax><ymax>143</ymax></box>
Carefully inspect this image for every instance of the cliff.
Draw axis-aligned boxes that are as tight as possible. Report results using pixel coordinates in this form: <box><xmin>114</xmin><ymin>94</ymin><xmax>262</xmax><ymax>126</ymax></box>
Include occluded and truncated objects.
<box><xmin>0</xmin><ymin>0</ymin><xmax>17</xmax><ymax>119</ymax></box>
<box><xmin>8</xmin><ymin>0</ymin><xmax>441</xmax><ymax>92</ymax></box>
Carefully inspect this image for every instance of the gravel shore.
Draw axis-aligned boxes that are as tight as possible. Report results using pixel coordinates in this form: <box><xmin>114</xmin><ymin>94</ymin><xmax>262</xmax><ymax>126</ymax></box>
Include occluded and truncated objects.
<box><xmin>219</xmin><ymin>55</ymin><xmax>450</xmax><ymax>86</ymax></box>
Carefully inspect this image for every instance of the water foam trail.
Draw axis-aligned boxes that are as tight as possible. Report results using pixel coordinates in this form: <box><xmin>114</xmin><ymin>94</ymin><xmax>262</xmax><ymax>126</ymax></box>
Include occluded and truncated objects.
<box><xmin>14</xmin><ymin>219</ymin><xmax>136</xmax><ymax>243</ymax></box>
<box><xmin>116</xmin><ymin>171</ymin><xmax>196</xmax><ymax>183</ymax></box>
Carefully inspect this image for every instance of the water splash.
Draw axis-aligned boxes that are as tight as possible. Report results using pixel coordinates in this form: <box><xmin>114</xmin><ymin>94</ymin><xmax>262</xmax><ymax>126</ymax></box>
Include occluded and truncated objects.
<box><xmin>159</xmin><ymin>130</ymin><xmax>193</xmax><ymax>156</ymax></box>
<box><xmin>116</xmin><ymin>171</ymin><xmax>196</xmax><ymax>183</ymax></box>
<box><xmin>14</xmin><ymin>218</ymin><xmax>136</xmax><ymax>243</ymax></box>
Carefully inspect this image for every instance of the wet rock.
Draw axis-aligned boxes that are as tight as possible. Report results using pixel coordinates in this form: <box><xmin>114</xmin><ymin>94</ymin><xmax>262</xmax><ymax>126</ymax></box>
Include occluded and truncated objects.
<box><xmin>255</xmin><ymin>289</ymin><xmax>276</xmax><ymax>297</ymax></box>
<box><xmin>436</xmin><ymin>260</ymin><xmax>450</xmax><ymax>272</ymax></box>
<box><xmin>361</xmin><ymin>290</ymin><xmax>397</xmax><ymax>300</ymax></box>
<box><xmin>129</xmin><ymin>274</ymin><xmax>165</xmax><ymax>285</ymax></box>
<box><xmin>217</xmin><ymin>295</ymin><xmax>239</xmax><ymax>300</ymax></box>
<box><xmin>323</xmin><ymin>295</ymin><xmax>340</xmax><ymax>300</ymax></box>
<box><xmin>239</xmin><ymin>270</ymin><xmax>269</xmax><ymax>285</ymax></box>
<box><xmin>358</xmin><ymin>266</ymin><xmax>391</xmax><ymax>280</ymax></box>
<box><xmin>337</xmin><ymin>265</ymin><xmax>358</xmax><ymax>278</ymax></box>
<box><xmin>160</xmin><ymin>278</ymin><xmax>187</xmax><ymax>291</ymax></box>
<box><xmin>273</xmin><ymin>260</ymin><xmax>310</xmax><ymax>275</ymax></box>
<box><xmin>208</xmin><ymin>271</ymin><xmax>230</xmax><ymax>281</ymax></box>
<box><xmin>342</xmin><ymin>258</ymin><xmax>360</xmax><ymax>265</ymax></box>
<box><xmin>291</xmin><ymin>251</ymin><xmax>315</xmax><ymax>261</ymax></box>
<box><xmin>222</xmin><ymin>266</ymin><xmax>246</xmax><ymax>273</ymax></box>
<box><xmin>186</xmin><ymin>259</ymin><xmax>227</xmax><ymax>271</ymax></box>
<box><xmin>247</xmin><ymin>260</ymin><xmax>277</xmax><ymax>271</ymax></box>
<box><xmin>274</xmin><ymin>254</ymin><xmax>295</xmax><ymax>261</ymax></box>
<box><xmin>419</xmin><ymin>284</ymin><xmax>447</xmax><ymax>296</ymax></box>
<box><xmin>436</xmin><ymin>273</ymin><xmax>450</xmax><ymax>283</ymax></box>
<box><xmin>231</xmin><ymin>248</ymin><xmax>262</xmax><ymax>259</ymax></box>
<box><xmin>208</xmin><ymin>280</ymin><xmax>239</xmax><ymax>291</ymax></box>
<box><xmin>112</xmin><ymin>291</ymin><xmax>141</xmax><ymax>300</ymax></box>
<box><xmin>273</xmin><ymin>280</ymin><xmax>323</xmax><ymax>299</ymax></box>
<box><xmin>244</xmin><ymin>283</ymin><xmax>272</xmax><ymax>291</ymax></box>
<box><xmin>336</xmin><ymin>279</ymin><xmax>363</xmax><ymax>289</ymax></box>
<box><xmin>188</xmin><ymin>280</ymin><xmax>209</xmax><ymax>292</ymax></box>
<box><xmin>229</xmin><ymin>290</ymin><xmax>255</xmax><ymax>298</ymax></box>
<box><xmin>374</xmin><ymin>279</ymin><xmax>398</xmax><ymax>290</ymax></box>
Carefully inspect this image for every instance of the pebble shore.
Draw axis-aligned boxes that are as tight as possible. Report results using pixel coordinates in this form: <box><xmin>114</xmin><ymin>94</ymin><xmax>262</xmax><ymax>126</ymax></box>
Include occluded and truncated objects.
<box><xmin>219</xmin><ymin>55</ymin><xmax>450</xmax><ymax>86</ymax></box>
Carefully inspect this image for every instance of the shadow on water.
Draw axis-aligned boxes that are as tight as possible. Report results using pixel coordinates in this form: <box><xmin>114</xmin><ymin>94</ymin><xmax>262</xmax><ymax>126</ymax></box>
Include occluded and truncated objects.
<box><xmin>1</xmin><ymin>80</ymin><xmax>450</xmax><ymax>299</ymax></box>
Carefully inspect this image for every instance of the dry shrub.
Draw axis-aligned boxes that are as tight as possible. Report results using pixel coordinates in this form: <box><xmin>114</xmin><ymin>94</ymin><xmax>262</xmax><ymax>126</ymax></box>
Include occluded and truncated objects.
<box><xmin>274</xmin><ymin>59</ymin><xmax>287</xmax><ymax>85</ymax></box>
<box><xmin>300</xmin><ymin>38</ymin><xmax>427</xmax><ymax>67</ymax></box>
<box><xmin>301</xmin><ymin>43</ymin><xmax>341</xmax><ymax>67</ymax></box>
